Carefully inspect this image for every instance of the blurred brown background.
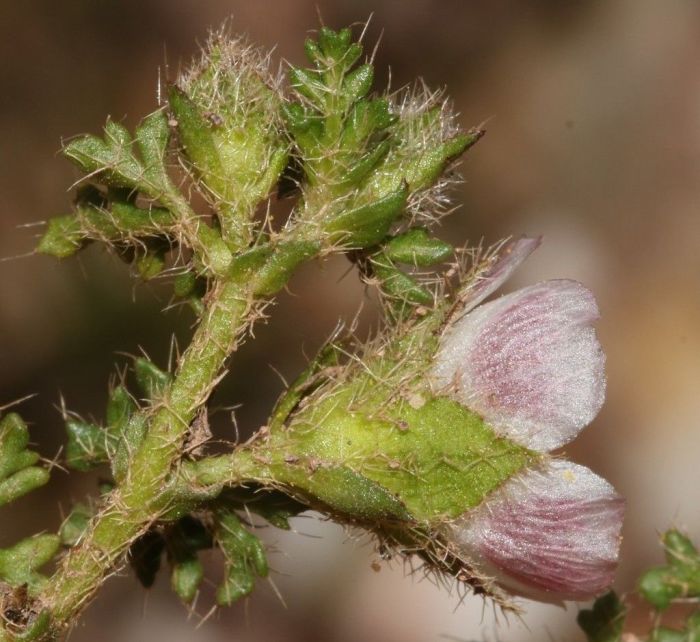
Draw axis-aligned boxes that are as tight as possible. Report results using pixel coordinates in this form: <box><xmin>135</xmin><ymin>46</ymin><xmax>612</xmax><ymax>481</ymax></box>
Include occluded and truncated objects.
<box><xmin>1</xmin><ymin>1</ymin><xmax>699</xmax><ymax>640</ymax></box>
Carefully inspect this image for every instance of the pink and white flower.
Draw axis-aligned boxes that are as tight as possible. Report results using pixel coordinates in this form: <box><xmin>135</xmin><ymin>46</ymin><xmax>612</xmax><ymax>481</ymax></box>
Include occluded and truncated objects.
<box><xmin>430</xmin><ymin>237</ymin><xmax>624</xmax><ymax>601</ymax></box>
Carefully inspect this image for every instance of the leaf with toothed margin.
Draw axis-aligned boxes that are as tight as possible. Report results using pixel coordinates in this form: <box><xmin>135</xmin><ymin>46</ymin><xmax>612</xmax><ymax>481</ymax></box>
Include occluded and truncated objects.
<box><xmin>37</xmin><ymin>201</ymin><xmax>174</xmax><ymax>259</ymax></box>
<box><xmin>64</xmin><ymin>121</ymin><xmax>141</xmax><ymax>189</ymax></box>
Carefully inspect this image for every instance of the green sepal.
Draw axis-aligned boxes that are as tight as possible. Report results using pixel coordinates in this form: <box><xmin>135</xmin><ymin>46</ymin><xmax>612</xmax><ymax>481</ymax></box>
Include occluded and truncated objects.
<box><xmin>325</xmin><ymin>185</ymin><xmax>408</xmax><ymax>247</ymax></box>
<box><xmin>0</xmin><ymin>534</ymin><xmax>61</xmax><ymax>590</ymax></box>
<box><xmin>577</xmin><ymin>592</ymin><xmax>625</xmax><ymax>642</ymax></box>
<box><xmin>168</xmin><ymin>85</ymin><xmax>235</xmax><ymax>205</ymax></box>
<box><xmin>64</xmin><ymin>419</ymin><xmax>109</xmax><ymax>472</ymax></box>
<box><xmin>277</xmin><ymin>464</ymin><xmax>410</xmax><ymax>523</ymax></box>
<box><xmin>384</xmin><ymin>228</ymin><xmax>453</xmax><ymax>266</ymax></box>
<box><xmin>129</xmin><ymin>531</ymin><xmax>166</xmax><ymax>588</ymax></box>
<box><xmin>168</xmin><ymin>86</ymin><xmax>226</xmax><ymax>197</ymax></box>
<box><xmin>59</xmin><ymin>503</ymin><xmax>92</xmax><ymax>547</ymax></box>
<box><xmin>372</xmin><ymin>260</ymin><xmax>433</xmax><ymax>305</ymax></box>
<box><xmin>240</xmin><ymin>491</ymin><xmax>306</xmax><ymax>531</ymax></box>
<box><xmin>215</xmin><ymin>510</ymin><xmax>268</xmax><ymax>606</ymax></box>
<box><xmin>134</xmin><ymin>358</ymin><xmax>172</xmax><ymax>400</ymax></box>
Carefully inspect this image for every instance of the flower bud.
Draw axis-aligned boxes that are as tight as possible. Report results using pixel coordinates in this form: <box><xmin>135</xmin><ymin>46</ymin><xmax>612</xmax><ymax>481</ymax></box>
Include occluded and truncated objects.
<box><xmin>172</xmin><ymin>31</ymin><xmax>288</xmax><ymax>246</ymax></box>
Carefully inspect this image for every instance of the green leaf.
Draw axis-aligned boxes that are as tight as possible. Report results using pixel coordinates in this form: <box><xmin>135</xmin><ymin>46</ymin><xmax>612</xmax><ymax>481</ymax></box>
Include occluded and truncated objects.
<box><xmin>171</xmin><ymin>556</ymin><xmax>204</xmax><ymax>603</ymax></box>
<box><xmin>0</xmin><ymin>414</ymin><xmax>39</xmax><ymax>478</ymax></box>
<box><xmin>215</xmin><ymin>510</ymin><xmax>268</xmax><ymax>606</ymax></box>
<box><xmin>639</xmin><ymin>530</ymin><xmax>700</xmax><ymax>610</ymax></box>
<box><xmin>289</xmin><ymin>67</ymin><xmax>326</xmax><ymax>104</ymax></box>
<box><xmin>325</xmin><ymin>185</ymin><xmax>408</xmax><ymax>247</ymax></box>
<box><xmin>38</xmin><ymin>200</ymin><xmax>174</xmax><ymax>260</ymax></box>
<box><xmin>106</xmin><ymin>385</ymin><xmax>137</xmax><ymax>429</ymax></box>
<box><xmin>252</xmin><ymin>239</ymin><xmax>320</xmax><ymax>296</ymax></box>
<box><xmin>0</xmin><ymin>468</ymin><xmax>50</xmax><ymax>507</ymax></box>
<box><xmin>59</xmin><ymin>503</ymin><xmax>92</xmax><ymax>547</ymax></box>
<box><xmin>65</xmin><ymin>419</ymin><xmax>109</xmax><ymax>472</ymax></box>
<box><xmin>0</xmin><ymin>413</ymin><xmax>49</xmax><ymax>505</ymax></box>
<box><xmin>341</xmin><ymin>63</ymin><xmax>373</xmax><ymax>105</ymax></box>
<box><xmin>37</xmin><ymin>215</ymin><xmax>83</xmax><ymax>258</ymax></box>
<box><xmin>135</xmin><ymin>110</ymin><xmax>171</xmax><ymax>187</ymax></box>
<box><xmin>134</xmin><ymin>358</ymin><xmax>172</xmax><ymax>400</ymax></box>
<box><xmin>384</xmin><ymin>228</ymin><xmax>453</xmax><ymax>266</ymax></box>
<box><xmin>110</xmin><ymin>414</ymin><xmax>147</xmax><ymax>483</ymax></box>
<box><xmin>168</xmin><ymin>86</ymin><xmax>226</xmax><ymax>197</ymax></box>
<box><xmin>577</xmin><ymin>592</ymin><xmax>625</xmax><ymax>642</ymax></box>
<box><xmin>0</xmin><ymin>534</ymin><xmax>61</xmax><ymax>589</ymax></box>
<box><xmin>372</xmin><ymin>260</ymin><xmax>434</xmax><ymax>305</ymax></box>
<box><xmin>64</xmin><ymin>124</ymin><xmax>141</xmax><ymax>189</ymax></box>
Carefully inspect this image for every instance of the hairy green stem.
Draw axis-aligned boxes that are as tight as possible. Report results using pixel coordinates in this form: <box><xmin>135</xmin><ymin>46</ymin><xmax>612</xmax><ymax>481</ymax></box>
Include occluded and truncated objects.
<box><xmin>36</xmin><ymin>277</ymin><xmax>250</xmax><ymax>629</ymax></box>
<box><xmin>31</xmin><ymin>227</ymin><xmax>323</xmax><ymax>637</ymax></box>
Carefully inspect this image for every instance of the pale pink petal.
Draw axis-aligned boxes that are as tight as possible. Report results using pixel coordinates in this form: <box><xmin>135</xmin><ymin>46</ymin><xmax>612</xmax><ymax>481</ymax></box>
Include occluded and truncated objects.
<box><xmin>460</xmin><ymin>236</ymin><xmax>541</xmax><ymax>314</ymax></box>
<box><xmin>431</xmin><ymin>279</ymin><xmax>606</xmax><ymax>452</ymax></box>
<box><xmin>453</xmin><ymin>460</ymin><xmax>625</xmax><ymax>602</ymax></box>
